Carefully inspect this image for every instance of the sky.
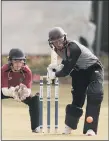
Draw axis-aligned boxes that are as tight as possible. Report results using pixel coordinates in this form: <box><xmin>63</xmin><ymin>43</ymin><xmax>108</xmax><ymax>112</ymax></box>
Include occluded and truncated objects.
<box><xmin>2</xmin><ymin>1</ymin><xmax>91</xmax><ymax>55</ymax></box>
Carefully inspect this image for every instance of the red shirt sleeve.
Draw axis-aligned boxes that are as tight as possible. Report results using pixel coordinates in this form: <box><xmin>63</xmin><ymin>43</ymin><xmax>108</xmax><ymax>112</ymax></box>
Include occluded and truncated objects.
<box><xmin>23</xmin><ymin>65</ymin><xmax>32</xmax><ymax>88</ymax></box>
<box><xmin>1</xmin><ymin>65</ymin><xmax>8</xmax><ymax>88</ymax></box>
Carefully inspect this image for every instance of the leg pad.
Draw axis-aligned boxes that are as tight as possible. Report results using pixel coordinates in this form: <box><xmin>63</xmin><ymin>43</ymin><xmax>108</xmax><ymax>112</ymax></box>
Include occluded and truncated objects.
<box><xmin>65</xmin><ymin>104</ymin><xmax>83</xmax><ymax>129</ymax></box>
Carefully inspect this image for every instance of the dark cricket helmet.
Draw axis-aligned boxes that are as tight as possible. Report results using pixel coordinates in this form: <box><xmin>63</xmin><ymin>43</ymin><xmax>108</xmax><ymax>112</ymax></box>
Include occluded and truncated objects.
<box><xmin>48</xmin><ymin>27</ymin><xmax>67</xmax><ymax>50</ymax></box>
<box><xmin>8</xmin><ymin>48</ymin><xmax>26</xmax><ymax>62</ymax></box>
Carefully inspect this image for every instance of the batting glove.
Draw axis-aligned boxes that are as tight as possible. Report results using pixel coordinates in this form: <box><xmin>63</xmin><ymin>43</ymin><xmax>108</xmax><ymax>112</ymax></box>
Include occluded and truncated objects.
<box><xmin>47</xmin><ymin>67</ymin><xmax>56</xmax><ymax>80</ymax></box>
<box><xmin>48</xmin><ymin>64</ymin><xmax>64</xmax><ymax>72</ymax></box>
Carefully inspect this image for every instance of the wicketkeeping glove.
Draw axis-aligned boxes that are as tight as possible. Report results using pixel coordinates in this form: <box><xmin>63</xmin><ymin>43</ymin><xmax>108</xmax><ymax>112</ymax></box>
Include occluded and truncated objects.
<box><xmin>11</xmin><ymin>86</ymin><xmax>21</xmax><ymax>102</ymax></box>
<box><xmin>17</xmin><ymin>83</ymin><xmax>31</xmax><ymax>101</ymax></box>
<box><xmin>14</xmin><ymin>84</ymin><xmax>31</xmax><ymax>101</ymax></box>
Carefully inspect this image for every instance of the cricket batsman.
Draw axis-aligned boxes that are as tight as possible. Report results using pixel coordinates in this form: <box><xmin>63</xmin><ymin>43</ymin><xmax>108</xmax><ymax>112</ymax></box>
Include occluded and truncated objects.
<box><xmin>47</xmin><ymin>27</ymin><xmax>104</xmax><ymax>136</ymax></box>
<box><xmin>1</xmin><ymin>48</ymin><xmax>40</xmax><ymax>133</ymax></box>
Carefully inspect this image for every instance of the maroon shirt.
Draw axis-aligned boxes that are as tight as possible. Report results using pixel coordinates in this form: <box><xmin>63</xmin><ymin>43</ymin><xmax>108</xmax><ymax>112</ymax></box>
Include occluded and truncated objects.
<box><xmin>2</xmin><ymin>64</ymin><xmax>32</xmax><ymax>88</ymax></box>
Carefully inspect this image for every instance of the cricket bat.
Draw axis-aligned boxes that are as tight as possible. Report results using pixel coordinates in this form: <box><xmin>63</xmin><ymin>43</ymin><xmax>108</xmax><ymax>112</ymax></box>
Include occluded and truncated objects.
<box><xmin>51</xmin><ymin>48</ymin><xmax>58</xmax><ymax>65</ymax></box>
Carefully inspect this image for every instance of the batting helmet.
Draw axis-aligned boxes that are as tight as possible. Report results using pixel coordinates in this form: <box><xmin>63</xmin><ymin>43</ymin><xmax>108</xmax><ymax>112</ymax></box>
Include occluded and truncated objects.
<box><xmin>48</xmin><ymin>27</ymin><xmax>67</xmax><ymax>51</ymax></box>
<box><xmin>48</xmin><ymin>27</ymin><xmax>67</xmax><ymax>42</ymax></box>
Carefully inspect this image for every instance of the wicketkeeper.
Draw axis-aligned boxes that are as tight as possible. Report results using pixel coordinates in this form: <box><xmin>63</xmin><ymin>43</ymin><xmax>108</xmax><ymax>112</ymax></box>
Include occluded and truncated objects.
<box><xmin>47</xmin><ymin>27</ymin><xmax>104</xmax><ymax>136</ymax></box>
<box><xmin>1</xmin><ymin>48</ymin><xmax>40</xmax><ymax>133</ymax></box>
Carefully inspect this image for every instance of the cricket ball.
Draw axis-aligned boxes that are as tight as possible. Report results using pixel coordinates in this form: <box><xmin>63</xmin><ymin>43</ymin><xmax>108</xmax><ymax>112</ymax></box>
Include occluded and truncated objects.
<box><xmin>86</xmin><ymin>116</ymin><xmax>93</xmax><ymax>123</ymax></box>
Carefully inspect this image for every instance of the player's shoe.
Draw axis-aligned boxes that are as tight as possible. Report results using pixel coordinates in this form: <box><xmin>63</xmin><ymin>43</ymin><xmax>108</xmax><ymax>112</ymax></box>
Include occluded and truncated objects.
<box><xmin>86</xmin><ymin>129</ymin><xmax>96</xmax><ymax>136</ymax></box>
<box><xmin>62</xmin><ymin>125</ymin><xmax>72</xmax><ymax>134</ymax></box>
<box><xmin>32</xmin><ymin>126</ymin><xmax>41</xmax><ymax>133</ymax></box>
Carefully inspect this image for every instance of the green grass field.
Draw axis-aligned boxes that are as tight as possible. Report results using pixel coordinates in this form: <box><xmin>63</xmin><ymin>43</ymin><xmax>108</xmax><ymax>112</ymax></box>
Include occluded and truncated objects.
<box><xmin>2</xmin><ymin>82</ymin><xmax>108</xmax><ymax>140</ymax></box>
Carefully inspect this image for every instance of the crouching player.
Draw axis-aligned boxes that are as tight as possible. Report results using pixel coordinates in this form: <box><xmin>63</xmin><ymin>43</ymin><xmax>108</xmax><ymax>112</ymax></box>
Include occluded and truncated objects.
<box><xmin>47</xmin><ymin>27</ymin><xmax>104</xmax><ymax>136</ymax></box>
<box><xmin>1</xmin><ymin>48</ymin><xmax>40</xmax><ymax>133</ymax></box>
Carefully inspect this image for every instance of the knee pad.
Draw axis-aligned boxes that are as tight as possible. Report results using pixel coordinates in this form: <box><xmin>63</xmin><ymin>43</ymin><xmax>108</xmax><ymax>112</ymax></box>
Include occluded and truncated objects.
<box><xmin>87</xmin><ymin>94</ymin><xmax>103</xmax><ymax>105</ymax></box>
<box><xmin>65</xmin><ymin>104</ymin><xmax>83</xmax><ymax>129</ymax></box>
<box><xmin>87</xmin><ymin>81</ymin><xmax>103</xmax><ymax>105</ymax></box>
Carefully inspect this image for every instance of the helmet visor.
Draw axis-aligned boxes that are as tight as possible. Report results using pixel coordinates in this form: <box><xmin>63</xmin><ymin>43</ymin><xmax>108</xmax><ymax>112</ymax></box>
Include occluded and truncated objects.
<box><xmin>49</xmin><ymin>37</ymin><xmax>64</xmax><ymax>50</ymax></box>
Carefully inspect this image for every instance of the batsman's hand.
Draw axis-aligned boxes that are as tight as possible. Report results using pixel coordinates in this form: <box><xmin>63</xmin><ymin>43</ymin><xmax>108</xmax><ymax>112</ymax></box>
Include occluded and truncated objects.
<box><xmin>47</xmin><ymin>67</ymin><xmax>56</xmax><ymax>80</ymax></box>
<box><xmin>48</xmin><ymin>64</ymin><xmax>64</xmax><ymax>72</ymax></box>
